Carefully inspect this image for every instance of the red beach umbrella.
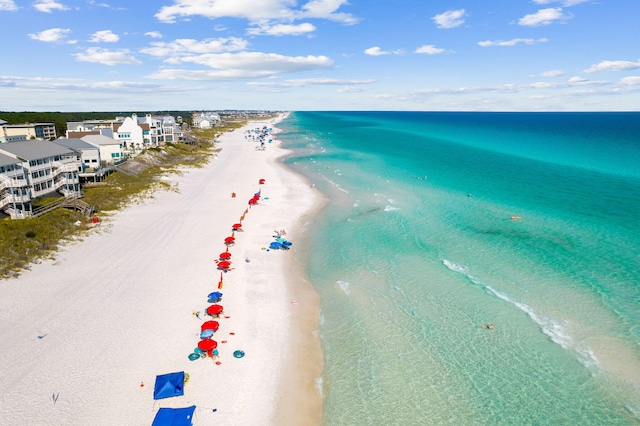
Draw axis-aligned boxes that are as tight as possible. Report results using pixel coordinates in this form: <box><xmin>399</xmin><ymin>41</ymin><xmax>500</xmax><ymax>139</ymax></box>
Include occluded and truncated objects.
<box><xmin>219</xmin><ymin>252</ymin><xmax>231</xmax><ymax>260</ymax></box>
<box><xmin>232</xmin><ymin>223</ymin><xmax>242</xmax><ymax>229</ymax></box>
<box><xmin>259</xmin><ymin>178</ymin><xmax>265</xmax><ymax>184</ymax></box>
<box><xmin>224</xmin><ymin>236</ymin><xmax>235</xmax><ymax>244</ymax></box>
<box><xmin>217</xmin><ymin>261</ymin><xmax>231</xmax><ymax>269</ymax></box>
<box><xmin>198</xmin><ymin>339</ymin><xmax>217</xmax><ymax>351</ymax></box>
<box><xmin>201</xmin><ymin>321</ymin><xmax>220</xmax><ymax>331</ymax></box>
<box><xmin>206</xmin><ymin>305</ymin><xmax>224</xmax><ymax>316</ymax></box>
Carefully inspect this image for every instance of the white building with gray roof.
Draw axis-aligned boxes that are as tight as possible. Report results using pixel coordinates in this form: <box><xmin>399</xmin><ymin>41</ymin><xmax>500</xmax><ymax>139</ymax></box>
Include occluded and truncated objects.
<box><xmin>0</xmin><ymin>141</ymin><xmax>81</xmax><ymax>218</ymax></box>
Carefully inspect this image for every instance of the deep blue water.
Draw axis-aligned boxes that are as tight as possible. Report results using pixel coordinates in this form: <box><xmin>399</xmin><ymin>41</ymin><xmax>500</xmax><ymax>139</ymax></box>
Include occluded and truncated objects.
<box><xmin>278</xmin><ymin>111</ymin><xmax>640</xmax><ymax>425</ymax></box>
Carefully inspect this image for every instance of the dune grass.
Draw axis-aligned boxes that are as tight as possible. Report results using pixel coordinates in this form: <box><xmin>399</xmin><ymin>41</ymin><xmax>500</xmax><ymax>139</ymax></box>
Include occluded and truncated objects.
<box><xmin>0</xmin><ymin>141</ymin><xmax>217</xmax><ymax>279</ymax></box>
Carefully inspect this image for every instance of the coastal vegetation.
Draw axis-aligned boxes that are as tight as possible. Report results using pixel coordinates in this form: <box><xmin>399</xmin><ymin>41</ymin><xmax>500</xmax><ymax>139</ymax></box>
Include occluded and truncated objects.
<box><xmin>0</xmin><ymin>117</ymin><xmax>254</xmax><ymax>279</ymax></box>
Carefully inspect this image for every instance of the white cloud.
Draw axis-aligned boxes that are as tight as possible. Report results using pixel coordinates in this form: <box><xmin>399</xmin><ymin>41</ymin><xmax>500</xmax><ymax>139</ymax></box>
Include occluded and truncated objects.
<box><xmin>145</xmin><ymin>31</ymin><xmax>163</xmax><ymax>39</ymax></box>
<box><xmin>154</xmin><ymin>0</ymin><xmax>357</xmax><ymax>25</ymax></box>
<box><xmin>533</xmin><ymin>0</ymin><xmax>590</xmax><ymax>6</ymax></box>
<box><xmin>539</xmin><ymin>69</ymin><xmax>565</xmax><ymax>77</ymax></box>
<box><xmin>147</xmin><ymin>52</ymin><xmax>333</xmax><ymax>80</ymax></box>
<box><xmin>0</xmin><ymin>0</ymin><xmax>17</xmax><ymax>11</ymax></box>
<box><xmin>297</xmin><ymin>0</ymin><xmax>358</xmax><ymax>24</ymax></box>
<box><xmin>33</xmin><ymin>0</ymin><xmax>69</xmax><ymax>13</ymax></box>
<box><xmin>432</xmin><ymin>9</ymin><xmax>466</xmax><ymax>29</ymax></box>
<box><xmin>89</xmin><ymin>30</ymin><xmax>119</xmax><ymax>43</ymax></box>
<box><xmin>619</xmin><ymin>76</ymin><xmax>640</xmax><ymax>85</ymax></box>
<box><xmin>246</xmin><ymin>23</ymin><xmax>316</xmax><ymax>36</ymax></box>
<box><xmin>140</xmin><ymin>37</ymin><xmax>248</xmax><ymax>57</ymax></box>
<box><xmin>518</xmin><ymin>8</ymin><xmax>569</xmax><ymax>26</ymax></box>
<box><xmin>583</xmin><ymin>59</ymin><xmax>640</xmax><ymax>73</ymax></box>
<box><xmin>337</xmin><ymin>86</ymin><xmax>365</xmax><ymax>93</ymax></box>
<box><xmin>28</xmin><ymin>28</ymin><xmax>72</xmax><ymax>43</ymax></box>
<box><xmin>568</xmin><ymin>76</ymin><xmax>588</xmax><ymax>84</ymax></box>
<box><xmin>478</xmin><ymin>38</ymin><xmax>548</xmax><ymax>47</ymax></box>
<box><xmin>73</xmin><ymin>47</ymin><xmax>142</xmax><ymax>66</ymax></box>
<box><xmin>247</xmin><ymin>77</ymin><xmax>375</xmax><ymax>88</ymax></box>
<box><xmin>364</xmin><ymin>47</ymin><xmax>385</xmax><ymax>56</ymax></box>
<box><xmin>364</xmin><ymin>46</ymin><xmax>403</xmax><ymax>56</ymax></box>
<box><xmin>414</xmin><ymin>45</ymin><xmax>445</xmax><ymax>55</ymax></box>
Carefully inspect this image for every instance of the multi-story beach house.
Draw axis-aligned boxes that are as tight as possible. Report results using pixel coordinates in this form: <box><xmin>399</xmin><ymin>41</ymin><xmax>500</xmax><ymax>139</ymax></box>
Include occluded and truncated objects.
<box><xmin>1</xmin><ymin>120</ymin><xmax>56</xmax><ymax>143</ymax></box>
<box><xmin>0</xmin><ymin>140</ymin><xmax>81</xmax><ymax>219</ymax></box>
<box><xmin>53</xmin><ymin>138</ymin><xmax>115</xmax><ymax>183</ymax></box>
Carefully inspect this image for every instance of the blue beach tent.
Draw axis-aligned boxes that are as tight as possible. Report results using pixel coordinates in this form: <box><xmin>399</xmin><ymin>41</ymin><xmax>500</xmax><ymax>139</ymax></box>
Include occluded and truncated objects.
<box><xmin>153</xmin><ymin>372</ymin><xmax>185</xmax><ymax>400</ymax></box>
<box><xmin>151</xmin><ymin>405</ymin><xmax>196</xmax><ymax>426</ymax></box>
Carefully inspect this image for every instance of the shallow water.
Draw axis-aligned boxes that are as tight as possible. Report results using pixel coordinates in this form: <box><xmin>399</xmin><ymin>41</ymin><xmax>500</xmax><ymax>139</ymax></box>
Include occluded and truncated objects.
<box><xmin>279</xmin><ymin>111</ymin><xmax>640</xmax><ymax>425</ymax></box>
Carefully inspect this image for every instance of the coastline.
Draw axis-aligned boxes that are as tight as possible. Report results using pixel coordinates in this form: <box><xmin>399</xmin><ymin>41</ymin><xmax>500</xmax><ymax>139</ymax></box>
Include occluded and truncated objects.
<box><xmin>272</xmin><ymin>146</ymin><xmax>328</xmax><ymax>425</ymax></box>
<box><xmin>0</xmin><ymin>114</ymin><xmax>326</xmax><ymax>425</ymax></box>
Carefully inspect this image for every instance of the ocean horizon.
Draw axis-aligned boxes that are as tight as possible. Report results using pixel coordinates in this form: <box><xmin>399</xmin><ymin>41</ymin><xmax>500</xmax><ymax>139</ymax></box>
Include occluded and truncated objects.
<box><xmin>278</xmin><ymin>111</ymin><xmax>640</xmax><ymax>425</ymax></box>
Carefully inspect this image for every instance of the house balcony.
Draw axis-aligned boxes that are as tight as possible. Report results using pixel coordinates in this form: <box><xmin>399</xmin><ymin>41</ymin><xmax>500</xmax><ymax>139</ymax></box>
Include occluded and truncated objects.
<box><xmin>0</xmin><ymin>192</ymin><xmax>31</xmax><ymax>209</ymax></box>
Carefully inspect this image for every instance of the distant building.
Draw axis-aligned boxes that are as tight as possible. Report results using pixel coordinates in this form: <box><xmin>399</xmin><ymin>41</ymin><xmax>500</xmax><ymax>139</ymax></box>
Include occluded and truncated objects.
<box><xmin>0</xmin><ymin>121</ymin><xmax>56</xmax><ymax>143</ymax></box>
<box><xmin>192</xmin><ymin>112</ymin><xmax>221</xmax><ymax>129</ymax></box>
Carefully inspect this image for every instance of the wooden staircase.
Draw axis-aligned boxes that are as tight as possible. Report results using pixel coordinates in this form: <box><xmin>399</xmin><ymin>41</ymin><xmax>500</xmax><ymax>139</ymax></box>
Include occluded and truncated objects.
<box><xmin>32</xmin><ymin>197</ymin><xmax>95</xmax><ymax>218</ymax></box>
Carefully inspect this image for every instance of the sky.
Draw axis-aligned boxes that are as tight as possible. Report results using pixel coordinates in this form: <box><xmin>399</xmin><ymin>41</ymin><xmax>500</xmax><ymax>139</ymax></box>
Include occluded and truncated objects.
<box><xmin>1</xmin><ymin>0</ymin><xmax>639</xmax><ymax>112</ymax></box>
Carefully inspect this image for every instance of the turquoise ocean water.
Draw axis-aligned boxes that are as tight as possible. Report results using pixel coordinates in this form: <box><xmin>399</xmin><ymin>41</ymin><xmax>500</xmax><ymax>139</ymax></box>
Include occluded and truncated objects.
<box><xmin>277</xmin><ymin>112</ymin><xmax>640</xmax><ymax>425</ymax></box>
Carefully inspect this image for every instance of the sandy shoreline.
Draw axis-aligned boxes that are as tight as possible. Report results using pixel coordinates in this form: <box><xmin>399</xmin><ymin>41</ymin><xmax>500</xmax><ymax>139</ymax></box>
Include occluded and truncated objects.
<box><xmin>0</xmin><ymin>115</ymin><xmax>325</xmax><ymax>425</ymax></box>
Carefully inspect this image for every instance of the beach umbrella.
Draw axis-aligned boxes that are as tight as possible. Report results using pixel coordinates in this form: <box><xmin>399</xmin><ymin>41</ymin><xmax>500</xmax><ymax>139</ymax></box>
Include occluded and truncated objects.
<box><xmin>224</xmin><ymin>236</ymin><xmax>235</xmax><ymax>244</ymax></box>
<box><xmin>269</xmin><ymin>241</ymin><xmax>283</xmax><ymax>250</ymax></box>
<box><xmin>208</xmin><ymin>291</ymin><xmax>223</xmax><ymax>300</ymax></box>
<box><xmin>201</xmin><ymin>320</ymin><xmax>220</xmax><ymax>331</ymax></box>
<box><xmin>206</xmin><ymin>304</ymin><xmax>224</xmax><ymax>316</ymax></box>
<box><xmin>232</xmin><ymin>223</ymin><xmax>242</xmax><ymax>230</ymax></box>
<box><xmin>219</xmin><ymin>252</ymin><xmax>231</xmax><ymax>260</ymax></box>
<box><xmin>259</xmin><ymin>179</ymin><xmax>265</xmax><ymax>184</ymax></box>
<box><xmin>200</xmin><ymin>329</ymin><xmax>214</xmax><ymax>339</ymax></box>
<box><xmin>217</xmin><ymin>261</ymin><xmax>231</xmax><ymax>269</ymax></box>
<box><xmin>198</xmin><ymin>339</ymin><xmax>217</xmax><ymax>352</ymax></box>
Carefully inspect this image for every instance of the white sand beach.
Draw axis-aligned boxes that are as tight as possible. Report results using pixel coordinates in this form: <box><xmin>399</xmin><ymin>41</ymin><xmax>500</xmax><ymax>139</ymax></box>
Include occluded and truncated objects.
<box><xmin>0</xmin><ymin>116</ymin><xmax>325</xmax><ymax>425</ymax></box>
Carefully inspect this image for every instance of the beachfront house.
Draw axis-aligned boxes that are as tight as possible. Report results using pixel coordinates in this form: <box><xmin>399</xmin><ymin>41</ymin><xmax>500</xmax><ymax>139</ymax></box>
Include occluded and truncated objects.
<box><xmin>81</xmin><ymin>135</ymin><xmax>125</xmax><ymax>165</ymax></box>
<box><xmin>53</xmin><ymin>138</ymin><xmax>114</xmax><ymax>183</ymax></box>
<box><xmin>0</xmin><ymin>140</ymin><xmax>82</xmax><ymax>219</ymax></box>
<box><xmin>0</xmin><ymin>152</ymin><xmax>30</xmax><ymax>219</ymax></box>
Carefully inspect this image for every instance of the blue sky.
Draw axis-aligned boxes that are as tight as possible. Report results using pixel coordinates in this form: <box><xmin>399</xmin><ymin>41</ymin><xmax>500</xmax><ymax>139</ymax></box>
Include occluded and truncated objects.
<box><xmin>1</xmin><ymin>0</ymin><xmax>639</xmax><ymax>111</ymax></box>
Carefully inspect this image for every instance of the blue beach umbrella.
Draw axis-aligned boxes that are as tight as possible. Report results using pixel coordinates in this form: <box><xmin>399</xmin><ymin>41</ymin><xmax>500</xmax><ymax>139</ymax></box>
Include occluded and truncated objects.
<box><xmin>269</xmin><ymin>242</ymin><xmax>283</xmax><ymax>250</ymax></box>
<box><xmin>200</xmin><ymin>329</ymin><xmax>214</xmax><ymax>339</ymax></box>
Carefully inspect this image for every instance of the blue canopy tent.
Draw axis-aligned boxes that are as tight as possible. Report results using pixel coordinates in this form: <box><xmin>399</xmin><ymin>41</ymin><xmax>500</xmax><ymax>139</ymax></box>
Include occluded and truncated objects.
<box><xmin>154</xmin><ymin>372</ymin><xmax>185</xmax><ymax>400</ymax></box>
<box><xmin>151</xmin><ymin>405</ymin><xmax>196</xmax><ymax>426</ymax></box>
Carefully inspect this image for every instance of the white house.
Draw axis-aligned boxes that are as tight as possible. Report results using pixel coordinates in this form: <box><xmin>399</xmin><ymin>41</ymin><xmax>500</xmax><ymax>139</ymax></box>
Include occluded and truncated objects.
<box><xmin>0</xmin><ymin>140</ymin><xmax>82</xmax><ymax>218</ymax></box>
<box><xmin>0</xmin><ymin>152</ymin><xmax>30</xmax><ymax>218</ymax></box>
<box><xmin>81</xmin><ymin>134</ymin><xmax>125</xmax><ymax>165</ymax></box>
<box><xmin>113</xmin><ymin>115</ymin><xmax>145</xmax><ymax>153</ymax></box>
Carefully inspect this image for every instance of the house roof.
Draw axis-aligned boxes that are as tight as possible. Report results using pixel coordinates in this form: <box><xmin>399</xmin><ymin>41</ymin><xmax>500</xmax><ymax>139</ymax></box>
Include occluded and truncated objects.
<box><xmin>0</xmin><ymin>152</ymin><xmax>20</xmax><ymax>167</ymax></box>
<box><xmin>54</xmin><ymin>138</ymin><xmax>98</xmax><ymax>151</ymax></box>
<box><xmin>68</xmin><ymin>131</ymin><xmax>100</xmax><ymax>138</ymax></box>
<box><xmin>82</xmin><ymin>134</ymin><xmax>121</xmax><ymax>146</ymax></box>
<box><xmin>0</xmin><ymin>140</ymin><xmax>75</xmax><ymax>161</ymax></box>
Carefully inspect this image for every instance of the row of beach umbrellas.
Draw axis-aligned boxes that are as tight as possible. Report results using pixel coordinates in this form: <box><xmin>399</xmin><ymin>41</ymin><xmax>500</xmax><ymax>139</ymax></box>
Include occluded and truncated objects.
<box><xmin>193</xmin><ymin>179</ymin><xmax>267</xmax><ymax>359</ymax></box>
